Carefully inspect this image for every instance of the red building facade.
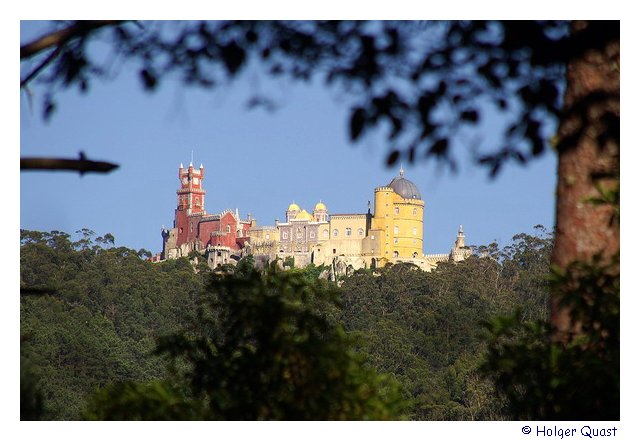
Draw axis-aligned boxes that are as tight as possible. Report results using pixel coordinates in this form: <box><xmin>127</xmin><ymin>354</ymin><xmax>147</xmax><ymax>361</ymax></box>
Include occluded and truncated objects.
<box><xmin>160</xmin><ymin>163</ymin><xmax>252</xmax><ymax>260</ymax></box>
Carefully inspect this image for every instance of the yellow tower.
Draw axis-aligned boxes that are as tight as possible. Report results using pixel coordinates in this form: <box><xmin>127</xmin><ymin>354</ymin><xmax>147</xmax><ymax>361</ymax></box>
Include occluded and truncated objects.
<box><xmin>370</xmin><ymin>167</ymin><xmax>424</xmax><ymax>261</ymax></box>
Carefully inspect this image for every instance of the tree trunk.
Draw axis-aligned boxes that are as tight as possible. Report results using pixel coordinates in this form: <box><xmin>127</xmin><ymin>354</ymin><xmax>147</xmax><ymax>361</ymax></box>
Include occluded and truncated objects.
<box><xmin>551</xmin><ymin>21</ymin><xmax>620</xmax><ymax>333</ymax></box>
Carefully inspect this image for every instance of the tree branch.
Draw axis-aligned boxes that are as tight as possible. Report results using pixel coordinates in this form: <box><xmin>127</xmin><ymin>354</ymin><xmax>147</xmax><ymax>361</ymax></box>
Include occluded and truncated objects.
<box><xmin>20</xmin><ymin>20</ymin><xmax>122</xmax><ymax>60</ymax></box>
<box><xmin>20</xmin><ymin>44</ymin><xmax>64</xmax><ymax>88</ymax></box>
<box><xmin>21</xmin><ymin>153</ymin><xmax>119</xmax><ymax>175</ymax></box>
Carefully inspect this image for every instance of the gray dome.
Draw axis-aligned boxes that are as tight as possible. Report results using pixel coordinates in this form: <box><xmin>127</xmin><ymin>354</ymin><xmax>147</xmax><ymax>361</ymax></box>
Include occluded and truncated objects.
<box><xmin>388</xmin><ymin>169</ymin><xmax>422</xmax><ymax>200</ymax></box>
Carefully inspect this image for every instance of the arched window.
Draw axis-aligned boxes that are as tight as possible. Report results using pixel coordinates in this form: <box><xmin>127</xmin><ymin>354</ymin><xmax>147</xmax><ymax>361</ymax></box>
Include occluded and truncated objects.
<box><xmin>358</xmin><ymin>228</ymin><xmax>364</xmax><ymax>237</ymax></box>
<box><xmin>310</xmin><ymin>231</ymin><xmax>316</xmax><ymax>239</ymax></box>
<box><xmin>393</xmin><ymin>251</ymin><xmax>399</xmax><ymax>258</ymax></box>
<box><xmin>394</xmin><ymin>207</ymin><xmax>399</xmax><ymax>215</ymax></box>
<box><xmin>413</xmin><ymin>208</ymin><xmax>418</xmax><ymax>216</ymax></box>
<box><xmin>413</xmin><ymin>252</ymin><xmax>418</xmax><ymax>258</ymax></box>
<box><xmin>394</xmin><ymin>226</ymin><xmax>399</xmax><ymax>235</ymax></box>
<box><xmin>282</xmin><ymin>232</ymin><xmax>288</xmax><ymax>240</ymax></box>
<box><xmin>333</xmin><ymin>229</ymin><xmax>339</xmax><ymax>237</ymax></box>
<box><xmin>226</xmin><ymin>225</ymin><xmax>231</xmax><ymax>233</ymax></box>
<box><xmin>323</xmin><ymin>229</ymin><xmax>329</xmax><ymax>238</ymax></box>
<box><xmin>345</xmin><ymin>227</ymin><xmax>352</xmax><ymax>237</ymax></box>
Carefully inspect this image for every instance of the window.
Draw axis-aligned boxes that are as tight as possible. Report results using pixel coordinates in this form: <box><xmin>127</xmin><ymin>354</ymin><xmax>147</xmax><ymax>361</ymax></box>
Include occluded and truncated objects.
<box><xmin>413</xmin><ymin>252</ymin><xmax>418</xmax><ymax>258</ymax></box>
<box><xmin>333</xmin><ymin>229</ymin><xmax>339</xmax><ymax>237</ymax></box>
<box><xmin>413</xmin><ymin>208</ymin><xmax>418</xmax><ymax>216</ymax></box>
<box><xmin>394</xmin><ymin>238</ymin><xmax>398</xmax><ymax>244</ymax></box>
<box><xmin>394</xmin><ymin>226</ymin><xmax>399</xmax><ymax>235</ymax></box>
<box><xmin>226</xmin><ymin>225</ymin><xmax>231</xmax><ymax>233</ymax></box>
<box><xmin>345</xmin><ymin>227</ymin><xmax>352</xmax><ymax>237</ymax></box>
<box><xmin>265</xmin><ymin>234</ymin><xmax>270</xmax><ymax>240</ymax></box>
<box><xmin>310</xmin><ymin>231</ymin><xmax>316</xmax><ymax>239</ymax></box>
<box><xmin>358</xmin><ymin>228</ymin><xmax>364</xmax><ymax>237</ymax></box>
<box><xmin>393</xmin><ymin>251</ymin><xmax>399</xmax><ymax>258</ymax></box>
<box><xmin>394</xmin><ymin>207</ymin><xmax>399</xmax><ymax>215</ymax></box>
<box><xmin>282</xmin><ymin>232</ymin><xmax>288</xmax><ymax>240</ymax></box>
<box><xmin>323</xmin><ymin>229</ymin><xmax>329</xmax><ymax>238</ymax></box>
<box><xmin>412</xmin><ymin>227</ymin><xmax>417</xmax><ymax>235</ymax></box>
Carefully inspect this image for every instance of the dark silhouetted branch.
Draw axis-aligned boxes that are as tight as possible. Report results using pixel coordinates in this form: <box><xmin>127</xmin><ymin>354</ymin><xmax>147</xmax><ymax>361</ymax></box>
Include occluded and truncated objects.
<box><xmin>20</xmin><ymin>21</ymin><xmax>123</xmax><ymax>88</ymax></box>
<box><xmin>20</xmin><ymin>20</ymin><xmax>122</xmax><ymax>60</ymax></box>
<box><xmin>21</xmin><ymin>153</ymin><xmax>119</xmax><ymax>175</ymax></box>
<box><xmin>20</xmin><ymin>44</ymin><xmax>64</xmax><ymax>88</ymax></box>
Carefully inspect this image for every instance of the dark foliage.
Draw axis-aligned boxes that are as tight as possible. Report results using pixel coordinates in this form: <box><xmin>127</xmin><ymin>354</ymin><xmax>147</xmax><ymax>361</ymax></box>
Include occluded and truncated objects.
<box><xmin>337</xmin><ymin>229</ymin><xmax>553</xmax><ymax>420</ymax></box>
<box><xmin>483</xmin><ymin>253</ymin><xmax>619</xmax><ymax>420</ymax></box>
<box><xmin>86</xmin><ymin>267</ymin><xmax>406</xmax><ymax>420</ymax></box>
<box><xmin>22</xmin><ymin>227</ymin><xmax>554</xmax><ymax>420</ymax></box>
<box><xmin>20</xmin><ymin>21</ymin><xmax>618</xmax><ymax>174</ymax></box>
<box><xmin>20</xmin><ymin>229</ymin><xmax>204</xmax><ymax>419</ymax></box>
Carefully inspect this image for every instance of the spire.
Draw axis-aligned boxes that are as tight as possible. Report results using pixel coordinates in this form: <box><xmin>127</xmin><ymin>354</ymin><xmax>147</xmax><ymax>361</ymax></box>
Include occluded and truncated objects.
<box><xmin>458</xmin><ymin>225</ymin><xmax>464</xmax><ymax>235</ymax></box>
<box><xmin>190</xmin><ymin>150</ymin><xmax>194</xmax><ymax>167</ymax></box>
<box><xmin>399</xmin><ymin>164</ymin><xmax>404</xmax><ymax>177</ymax></box>
<box><xmin>179</xmin><ymin>162</ymin><xmax>184</xmax><ymax>168</ymax></box>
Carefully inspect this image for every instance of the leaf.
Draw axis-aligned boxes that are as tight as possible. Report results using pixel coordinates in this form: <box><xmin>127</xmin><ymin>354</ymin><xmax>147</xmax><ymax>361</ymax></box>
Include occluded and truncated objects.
<box><xmin>140</xmin><ymin>68</ymin><xmax>157</xmax><ymax>91</ymax></box>
<box><xmin>43</xmin><ymin>96</ymin><xmax>56</xmax><ymax>121</ymax></box>
<box><xmin>429</xmin><ymin>138</ymin><xmax>449</xmax><ymax>157</ymax></box>
<box><xmin>350</xmin><ymin>107</ymin><xmax>367</xmax><ymax>141</ymax></box>
<box><xmin>460</xmin><ymin>109</ymin><xmax>479</xmax><ymax>123</ymax></box>
<box><xmin>220</xmin><ymin>41</ymin><xmax>246</xmax><ymax>75</ymax></box>
<box><xmin>386</xmin><ymin>150</ymin><xmax>400</xmax><ymax>166</ymax></box>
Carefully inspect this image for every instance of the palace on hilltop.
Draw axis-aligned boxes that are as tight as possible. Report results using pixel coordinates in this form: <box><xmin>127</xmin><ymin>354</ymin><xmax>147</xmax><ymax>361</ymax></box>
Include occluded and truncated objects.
<box><xmin>155</xmin><ymin>162</ymin><xmax>471</xmax><ymax>272</ymax></box>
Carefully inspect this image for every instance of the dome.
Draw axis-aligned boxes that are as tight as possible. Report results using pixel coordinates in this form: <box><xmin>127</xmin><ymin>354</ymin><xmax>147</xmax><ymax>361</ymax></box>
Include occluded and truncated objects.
<box><xmin>295</xmin><ymin>210</ymin><xmax>313</xmax><ymax>220</ymax></box>
<box><xmin>287</xmin><ymin>202</ymin><xmax>301</xmax><ymax>211</ymax></box>
<box><xmin>388</xmin><ymin>168</ymin><xmax>422</xmax><ymax>200</ymax></box>
<box><xmin>314</xmin><ymin>201</ymin><xmax>327</xmax><ymax>211</ymax></box>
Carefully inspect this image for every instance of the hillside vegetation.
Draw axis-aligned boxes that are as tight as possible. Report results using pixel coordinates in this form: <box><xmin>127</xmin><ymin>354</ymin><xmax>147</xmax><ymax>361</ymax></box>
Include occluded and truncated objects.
<box><xmin>20</xmin><ymin>228</ymin><xmax>552</xmax><ymax>420</ymax></box>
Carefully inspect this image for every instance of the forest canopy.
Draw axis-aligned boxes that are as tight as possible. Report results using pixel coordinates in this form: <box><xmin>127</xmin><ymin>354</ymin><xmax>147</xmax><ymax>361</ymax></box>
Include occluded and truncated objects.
<box><xmin>21</xmin><ymin>227</ymin><xmax>557</xmax><ymax>420</ymax></box>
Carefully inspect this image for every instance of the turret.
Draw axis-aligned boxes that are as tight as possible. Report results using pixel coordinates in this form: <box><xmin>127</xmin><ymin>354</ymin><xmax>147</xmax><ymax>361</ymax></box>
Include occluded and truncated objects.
<box><xmin>313</xmin><ymin>201</ymin><xmax>328</xmax><ymax>222</ymax></box>
<box><xmin>454</xmin><ymin>225</ymin><xmax>465</xmax><ymax>249</ymax></box>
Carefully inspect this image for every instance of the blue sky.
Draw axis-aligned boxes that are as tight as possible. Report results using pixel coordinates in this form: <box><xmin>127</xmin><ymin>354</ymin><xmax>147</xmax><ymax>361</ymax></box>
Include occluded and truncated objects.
<box><xmin>20</xmin><ymin>21</ymin><xmax>557</xmax><ymax>256</ymax></box>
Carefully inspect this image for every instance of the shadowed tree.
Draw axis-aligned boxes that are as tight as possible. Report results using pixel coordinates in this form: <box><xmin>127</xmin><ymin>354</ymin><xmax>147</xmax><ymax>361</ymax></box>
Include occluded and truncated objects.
<box><xmin>84</xmin><ymin>268</ymin><xmax>406</xmax><ymax>420</ymax></box>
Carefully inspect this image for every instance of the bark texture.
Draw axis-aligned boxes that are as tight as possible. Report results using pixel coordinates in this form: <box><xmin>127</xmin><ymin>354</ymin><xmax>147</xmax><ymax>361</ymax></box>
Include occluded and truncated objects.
<box><xmin>551</xmin><ymin>21</ymin><xmax>620</xmax><ymax>333</ymax></box>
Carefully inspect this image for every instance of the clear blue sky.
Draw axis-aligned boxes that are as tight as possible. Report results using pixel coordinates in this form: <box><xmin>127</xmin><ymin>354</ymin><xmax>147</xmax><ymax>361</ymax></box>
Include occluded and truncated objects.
<box><xmin>20</xmin><ymin>21</ymin><xmax>557</xmax><ymax>256</ymax></box>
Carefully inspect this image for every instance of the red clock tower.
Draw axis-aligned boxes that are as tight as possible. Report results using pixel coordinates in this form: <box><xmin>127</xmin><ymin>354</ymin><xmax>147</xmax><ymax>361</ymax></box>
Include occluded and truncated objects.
<box><xmin>174</xmin><ymin>162</ymin><xmax>206</xmax><ymax>245</ymax></box>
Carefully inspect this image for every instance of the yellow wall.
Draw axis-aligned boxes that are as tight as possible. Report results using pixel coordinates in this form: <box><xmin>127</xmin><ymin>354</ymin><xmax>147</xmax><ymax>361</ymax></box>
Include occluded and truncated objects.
<box><xmin>371</xmin><ymin>186</ymin><xmax>424</xmax><ymax>260</ymax></box>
